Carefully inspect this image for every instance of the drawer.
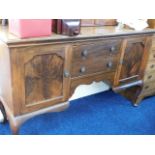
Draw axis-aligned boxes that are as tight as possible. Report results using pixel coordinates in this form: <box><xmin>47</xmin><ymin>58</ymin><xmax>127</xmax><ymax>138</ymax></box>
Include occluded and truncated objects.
<box><xmin>72</xmin><ymin>40</ymin><xmax>121</xmax><ymax>61</ymax></box>
<box><xmin>142</xmin><ymin>81</ymin><xmax>155</xmax><ymax>92</ymax></box>
<box><xmin>145</xmin><ymin>61</ymin><xmax>155</xmax><ymax>72</ymax></box>
<box><xmin>152</xmin><ymin>39</ymin><xmax>155</xmax><ymax>49</ymax></box>
<box><xmin>144</xmin><ymin>71</ymin><xmax>155</xmax><ymax>82</ymax></box>
<box><xmin>141</xmin><ymin>89</ymin><xmax>155</xmax><ymax>98</ymax></box>
<box><xmin>148</xmin><ymin>50</ymin><xmax>155</xmax><ymax>61</ymax></box>
<box><xmin>71</xmin><ymin>39</ymin><xmax>121</xmax><ymax>77</ymax></box>
<box><xmin>71</xmin><ymin>55</ymin><xmax>119</xmax><ymax>77</ymax></box>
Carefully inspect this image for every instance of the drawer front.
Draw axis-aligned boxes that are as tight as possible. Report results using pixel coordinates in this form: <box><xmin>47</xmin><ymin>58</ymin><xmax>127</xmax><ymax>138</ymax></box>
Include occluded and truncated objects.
<box><xmin>145</xmin><ymin>61</ymin><xmax>155</xmax><ymax>72</ymax></box>
<box><xmin>141</xmin><ymin>89</ymin><xmax>155</xmax><ymax>97</ymax></box>
<box><xmin>144</xmin><ymin>71</ymin><xmax>155</xmax><ymax>82</ymax></box>
<box><xmin>71</xmin><ymin>40</ymin><xmax>121</xmax><ymax>77</ymax></box>
<box><xmin>142</xmin><ymin>81</ymin><xmax>155</xmax><ymax>92</ymax></box>
<box><xmin>73</xmin><ymin>40</ymin><xmax>121</xmax><ymax>60</ymax></box>
<box><xmin>148</xmin><ymin>50</ymin><xmax>155</xmax><ymax>61</ymax></box>
<box><xmin>71</xmin><ymin>56</ymin><xmax>119</xmax><ymax>77</ymax></box>
<box><xmin>152</xmin><ymin>38</ymin><xmax>155</xmax><ymax>49</ymax></box>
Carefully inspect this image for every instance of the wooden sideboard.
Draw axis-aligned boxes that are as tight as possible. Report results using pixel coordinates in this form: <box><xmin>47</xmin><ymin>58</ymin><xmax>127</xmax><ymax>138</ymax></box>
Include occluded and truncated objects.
<box><xmin>0</xmin><ymin>25</ymin><xmax>155</xmax><ymax>134</ymax></box>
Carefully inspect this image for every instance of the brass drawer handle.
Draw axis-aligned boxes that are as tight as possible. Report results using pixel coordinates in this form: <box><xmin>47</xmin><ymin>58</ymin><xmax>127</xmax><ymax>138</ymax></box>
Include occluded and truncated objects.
<box><xmin>107</xmin><ymin>61</ymin><xmax>113</xmax><ymax>68</ymax></box>
<box><xmin>110</xmin><ymin>46</ymin><xmax>116</xmax><ymax>52</ymax></box>
<box><xmin>81</xmin><ymin>50</ymin><xmax>88</xmax><ymax>57</ymax></box>
<box><xmin>64</xmin><ymin>70</ymin><xmax>70</xmax><ymax>78</ymax></box>
<box><xmin>80</xmin><ymin>66</ymin><xmax>86</xmax><ymax>73</ymax></box>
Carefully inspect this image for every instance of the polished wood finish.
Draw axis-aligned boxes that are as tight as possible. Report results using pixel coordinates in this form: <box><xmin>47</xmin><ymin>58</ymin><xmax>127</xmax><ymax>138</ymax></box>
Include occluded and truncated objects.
<box><xmin>24</xmin><ymin>54</ymin><xmax>64</xmax><ymax>105</ymax></box>
<box><xmin>1</xmin><ymin>25</ymin><xmax>155</xmax><ymax>45</ymax></box>
<box><xmin>10</xmin><ymin>44</ymin><xmax>72</xmax><ymax>115</ymax></box>
<box><xmin>71</xmin><ymin>39</ymin><xmax>121</xmax><ymax>77</ymax></box>
<box><xmin>120</xmin><ymin>35</ymin><xmax>155</xmax><ymax>106</ymax></box>
<box><xmin>114</xmin><ymin>36</ymin><xmax>152</xmax><ymax>89</ymax></box>
<box><xmin>148</xmin><ymin>19</ymin><xmax>155</xmax><ymax>29</ymax></box>
<box><xmin>0</xmin><ymin>25</ymin><xmax>155</xmax><ymax>134</ymax></box>
<box><xmin>135</xmin><ymin>35</ymin><xmax>155</xmax><ymax>102</ymax></box>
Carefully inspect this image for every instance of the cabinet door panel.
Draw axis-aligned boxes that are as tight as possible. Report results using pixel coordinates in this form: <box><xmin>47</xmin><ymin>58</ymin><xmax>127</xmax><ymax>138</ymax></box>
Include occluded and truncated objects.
<box><xmin>12</xmin><ymin>45</ymin><xmax>71</xmax><ymax>114</ymax></box>
<box><xmin>25</xmin><ymin>53</ymin><xmax>64</xmax><ymax>105</ymax></box>
<box><xmin>119</xmin><ymin>41</ymin><xmax>144</xmax><ymax>82</ymax></box>
<box><xmin>114</xmin><ymin>36</ymin><xmax>152</xmax><ymax>88</ymax></box>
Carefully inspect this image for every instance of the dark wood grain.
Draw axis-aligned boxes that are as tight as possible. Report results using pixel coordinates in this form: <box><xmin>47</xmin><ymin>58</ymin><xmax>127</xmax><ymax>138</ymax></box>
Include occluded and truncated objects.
<box><xmin>8</xmin><ymin>44</ymin><xmax>72</xmax><ymax>115</ymax></box>
<box><xmin>120</xmin><ymin>42</ymin><xmax>144</xmax><ymax>80</ymax></box>
<box><xmin>71</xmin><ymin>39</ymin><xmax>121</xmax><ymax>77</ymax></box>
<box><xmin>114</xmin><ymin>36</ymin><xmax>152</xmax><ymax>88</ymax></box>
<box><xmin>25</xmin><ymin>54</ymin><xmax>64</xmax><ymax>105</ymax></box>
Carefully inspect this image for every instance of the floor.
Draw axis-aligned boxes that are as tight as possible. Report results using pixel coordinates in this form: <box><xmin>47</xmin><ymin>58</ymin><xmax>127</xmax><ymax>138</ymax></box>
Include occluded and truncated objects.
<box><xmin>0</xmin><ymin>90</ymin><xmax>155</xmax><ymax>135</ymax></box>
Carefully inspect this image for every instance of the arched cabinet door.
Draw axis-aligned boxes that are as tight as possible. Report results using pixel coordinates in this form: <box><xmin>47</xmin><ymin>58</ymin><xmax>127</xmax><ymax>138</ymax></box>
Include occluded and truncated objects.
<box><xmin>11</xmin><ymin>44</ymin><xmax>72</xmax><ymax>114</ymax></box>
<box><xmin>113</xmin><ymin>36</ymin><xmax>152</xmax><ymax>91</ymax></box>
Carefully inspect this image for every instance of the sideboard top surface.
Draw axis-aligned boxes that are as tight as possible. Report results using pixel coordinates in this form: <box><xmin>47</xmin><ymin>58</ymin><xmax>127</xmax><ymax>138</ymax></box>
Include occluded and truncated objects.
<box><xmin>0</xmin><ymin>25</ymin><xmax>155</xmax><ymax>46</ymax></box>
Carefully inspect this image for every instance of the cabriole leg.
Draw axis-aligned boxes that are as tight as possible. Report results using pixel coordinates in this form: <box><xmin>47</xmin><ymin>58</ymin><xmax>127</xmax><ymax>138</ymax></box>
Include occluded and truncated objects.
<box><xmin>9</xmin><ymin>120</ymin><xmax>20</xmax><ymax>135</ymax></box>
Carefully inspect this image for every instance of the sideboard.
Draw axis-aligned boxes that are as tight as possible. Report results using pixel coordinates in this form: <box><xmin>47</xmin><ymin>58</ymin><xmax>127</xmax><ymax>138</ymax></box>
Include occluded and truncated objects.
<box><xmin>0</xmin><ymin>25</ymin><xmax>155</xmax><ymax>134</ymax></box>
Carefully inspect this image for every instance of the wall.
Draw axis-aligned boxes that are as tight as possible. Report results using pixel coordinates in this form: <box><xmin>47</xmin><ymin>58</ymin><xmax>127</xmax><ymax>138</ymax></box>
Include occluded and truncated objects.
<box><xmin>69</xmin><ymin>81</ymin><xmax>110</xmax><ymax>101</ymax></box>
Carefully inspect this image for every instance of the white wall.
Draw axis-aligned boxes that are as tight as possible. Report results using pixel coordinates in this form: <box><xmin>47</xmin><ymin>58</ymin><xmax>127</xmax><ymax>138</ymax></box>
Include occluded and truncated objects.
<box><xmin>69</xmin><ymin>81</ymin><xmax>110</xmax><ymax>101</ymax></box>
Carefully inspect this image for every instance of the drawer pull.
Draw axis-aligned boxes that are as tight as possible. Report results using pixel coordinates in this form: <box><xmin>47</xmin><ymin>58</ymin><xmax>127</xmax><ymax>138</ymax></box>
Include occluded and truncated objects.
<box><xmin>81</xmin><ymin>50</ymin><xmax>88</xmax><ymax>57</ymax></box>
<box><xmin>145</xmin><ymin>85</ymin><xmax>149</xmax><ymax>89</ymax></box>
<box><xmin>80</xmin><ymin>66</ymin><xmax>86</xmax><ymax>73</ymax></box>
<box><xmin>110</xmin><ymin>46</ymin><xmax>116</xmax><ymax>52</ymax></box>
<box><xmin>148</xmin><ymin>75</ymin><xmax>152</xmax><ymax>79</ymax></box>
<box><xmin>107</xmin><ymin>61</ymin><xmax>113</xmax><ymax>68</ymax></box>
<box><xmin>150</xmin><ymin>64</ymin><xmax>155</xmax><ymax>69</ymax></box>
<box><xmin>153</xmin><ymin>54</ymin><xmax>155</xmax><ymax>58</ymax></box>
<box><xmin>64</xmin><ymin>70</ymin><xmax>70</xmax><ymax>78</ymax></box>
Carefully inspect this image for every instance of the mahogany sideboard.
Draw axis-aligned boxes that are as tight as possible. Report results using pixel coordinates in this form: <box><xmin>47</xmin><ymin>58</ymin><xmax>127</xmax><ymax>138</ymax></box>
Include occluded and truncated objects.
<box><xmin>0</xmin><ymin>25</ymin><xmax>155</xmax><ymax>134</ymax></box>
